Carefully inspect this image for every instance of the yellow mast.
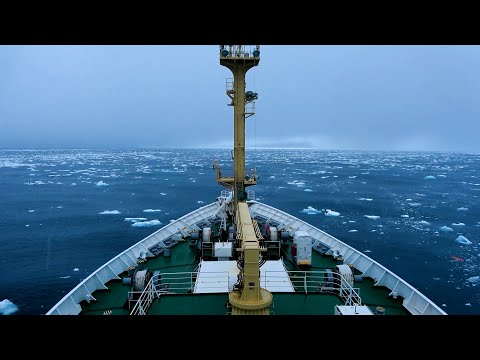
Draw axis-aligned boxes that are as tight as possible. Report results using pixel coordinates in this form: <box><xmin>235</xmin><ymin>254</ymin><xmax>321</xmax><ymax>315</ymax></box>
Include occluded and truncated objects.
<box><xmin>217</xmin><ymin>45</ymin><xmax>272</xmax><ymax>315</ymax></box>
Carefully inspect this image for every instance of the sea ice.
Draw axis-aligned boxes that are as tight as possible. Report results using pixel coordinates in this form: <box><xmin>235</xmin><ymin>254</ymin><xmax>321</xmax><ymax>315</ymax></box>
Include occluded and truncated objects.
<box><xmin>452</xmin><ymin>222</ymin><xmax>465</xmax><ymax>226</ymax></box>
<box><xmin>425</xmin><ymin>175</ymin><xmax>436</xmax><ymax>180</ymax></box>
<box><xmin>70</xmin><ymin>182</ymin><xmax>77</xmax><ymax>186</ymax></box>
<box><xmin>324</xmin><ymin>209</ymin><xmax>340</xmax><ymax>217</ymax></box>
<box><xmin>467</xmin><ymin>276</ymin><xmax>480</xmax><ymax>284</ymax></box>
<box><xmin>348</xmin><ymin>229</ymin><xmax>358</xmax><ymax>232</ymax></box>
<box><xmin>124</xmin><ymin>217</ymin><xmax>148</xmax><ymax>223</ymax></box>
<box><xmin>465</xmin><ymin>303</ymin><xmax>472</xmax><ymax>306</ymax></box>
<box><xmin>418</xmin><ymin>221</ymin><xmax>431</xmax><ymax>225</ymax></box>
<box><xmin>269</xmin><ymin>175</ymin><xmax>275</xmax><ymax>179</ymax></box>
<box><xmin>28</xmin><ymin>210</ymin><xmax>35</xmax><ymax>213</ymax></box>
<box><xmin>99</xmin><ymin>210</ymin><xmax>121</xmax><ymax>215</ymax></box>
<box><xmin>304</xmin><ymin>189</ymin><xmax>313</xmax><ymax>192</ymax></box>
<box><xmin>358</xmin><ymin>198</ymin><xmax>373</xmax><ymax>201</ymax></box>
<box><xmin>143</xmin><ymin>209</ymin><xmax>162</xmax><ymax>213</ymax></box>
<box><xmin>300</xmin><ymin>206</ymin><xmax>322</xmax><ymax>215</ymax></box>
<box><xmin>364</xmin><ymin>250</ymin><xmax>372</xmax><ymax>253</ymax></box>
<box><xmin>365</xmin><ymin>215</ymin><xmax>380</xmax><ymax>220</ymax></box>
<box><xmin>457</xmin><ymin>207</ymin><xmax>468</xmax><ymax>211</ymax></box>
<box><xmin>401</xmin><ymin>215</ymin><xmax>409</xmax><ymax>218</ymax></box>
<box><xmin>95</xmin><ymin>180</ymin><xmax>109</xmax><ymax>186</ymax></box>
<box><xmin>160</xmin><ymin>193</ymin><xmax>167</xmax><ymax>196</ymax></box>
<box><xmin>349</xmin><ymin>176</ymin><xmax>357</xmax><ymax>179</ymax></box>
<box><xmin>455</xmin><ymin>235</ymin><xmax>472</xmax><ymax>245</ymax></box>
<box><xmin>59</xmin><ymin>276</ymin><xmax>71</xmax><ymax>279</ymax></box>
<box><xmin>73</xmin><ymin>268</ymin><xmax>79</xmax><ymax>272</ymax></box>
<box><xmin>0</xmin><ymin>299</ymin><xmax>19</xmax><ymax>315</ymax></box>
<box><xmin>439</xmin><ymin>226</ymin><xmax>453</xmax><ymax>232</ymax></box>
<box><xmin>131</xmin><ymin>219</ymin><xmax>162</xmax><ymax>227</ymax></box>
<box><xmin>197</xmin><ymin>200</ymin><xmax>205</xmax><ymax>204</ymax></box>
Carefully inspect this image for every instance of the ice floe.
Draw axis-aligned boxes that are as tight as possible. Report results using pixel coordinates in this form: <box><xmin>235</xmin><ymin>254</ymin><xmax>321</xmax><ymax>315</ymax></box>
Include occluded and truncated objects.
<box><xmin>349</xmin><ymin>176</ymin><xmax>357</xmax><ymax>179</ymax></box>
<box><xmin>300</xmin><ymin>206</ymin><xmax>322</xmax><ymax>215</ymax></box>
<box><xmin>365</xmin><ymin>215</ymin><xmax>380</xmax><ymax>220</ymax></box>
<box><xmin>95</xmin><ymin>180</ymin><xmax>109</xmax><ymax>186</ymax></box>
<box><xmin>324</xmin><ymin>209</ymin><xmax>340</xmax><ymax>217</ymax></box>
<box><xmin>197</xmin><ymin>200</ymin><xmax>205</xmax><ymax>204</ymax></box>
<box><xmin>439</xmin><ymin>226</ymin><xmax>453</xmax><ymax>232</ymax></box>
<box><xmin>457</xmin><ymin>207</ymin><xmax>468</xmax><ymax>211</ymax></box>
<box><xmin>465</xmin><ymin>303</ymin><xmax>472</xmax><ymax>306</ymax></box>
<box><xmin>409</xmin><ymin>203</ymin><xmax>421</xmax><ymax>207</ymax></box>
<box><xmin>364</xmin><ymin>250</ymin><xmax>372</xmax><ymax>253</ymax></box>
<box><xmin>131</xmin><ymin>219</ymin><xmax>162</xmax><ymax>227</ymax></box>
<box><xmin>424</xmin><ymin>175</ymin><xmax>436</xmax><ymax>180</ymax></box>
<box><xmin>28</xmin><ymin>210</ymin><xmax>35</xmax><ymax>213</ymax></box>
<box><xmin>160</xmin><ymin>193</ymin><xmax>167</xmax><ymax>196</ymax></box>
<box><xmin>348</xmin><ymin>229</ymin><xmax>358</xmax><ymax>232</ymax></box>
<box><xmin>143</xmin><ymin>209</ymin><xmax>161</xmax><ymax>213</ymax></box>
<box><xmin>455</xmin><ymin>235</ymin><xmax>472</xmax><ymax>245</ymax></box>
<box><xmin>401</xmin><ymin>215</ymin><xmax>409</xmax><ymax>218</ymax></box>
<box><xmin>59</xmin><ymin>276</ymin><xmax>71</xmax><ymax>279</ymax></box>
<box><xmin>467</xmin><ymin>276</ymin><xmax>480</xmax><ymax>284</ymax></box>
<box><xmin>25</xmin><ymin>180</ymin><xmax>47</xmax><ymax>185</ymax></box>
<box><xmin>57</xmin><ymin>206</ymin><xmax>62</xmax><ymax>209</ymax></box>
<box><xmin>0</xmin><ymin>299</ymin><xmax>19</xmax><ymax>315</ymax></box>
<box><xmin>269</xmin><ymin>175</ymin><xmax>275</xmax><ymax>179</ymax></box>
<box><xmin>70</xmin><ymin>182</ymin><xmax>77</xmax><ymax>186</ymax></box>
<box><xmin>358</xmin><ymin>198</ymin><xmax>373</xmax><ymax>201</ymax></box>
<box><xmin>304</xmin><ymin>189</ymin><xmax>313</xmax><ymax>192</ymax></box>
<box><xmin>73</xmin><ymin>268</ymin><xmax>79</xmax><ymax>272</ymax></box>
<box><xmin>99</xmin><ymin>210</ymin><xmax>121</xmax><ymax>215</ymax></box>
<box><xmin>124</xmin><ymin>217</ymin><xmax>148</xmax><ymax>223</ymax></box>
<box><xmin>452</xmin><ymin>222</ymin><xmax>465</xmax><ymax>226</ymax></box>
<box><xmin>418</xmin><ymin>221</ymin><xmax>431</xmax><ymax>226</ymax></box>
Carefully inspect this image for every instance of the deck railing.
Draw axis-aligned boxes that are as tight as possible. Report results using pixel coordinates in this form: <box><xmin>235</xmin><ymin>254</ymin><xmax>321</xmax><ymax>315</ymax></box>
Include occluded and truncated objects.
<box><xmin>130</xmin><ymin>269</ymin><xmax>361</xmax><ymax>315</ymax></box>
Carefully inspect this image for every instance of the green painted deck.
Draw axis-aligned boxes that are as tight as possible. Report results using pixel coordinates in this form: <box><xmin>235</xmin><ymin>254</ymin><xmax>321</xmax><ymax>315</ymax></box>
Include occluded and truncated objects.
<box><xmin>80</xmin><ymin>239</ymin><xmax>410</xmax><ymax>315</ymax></box>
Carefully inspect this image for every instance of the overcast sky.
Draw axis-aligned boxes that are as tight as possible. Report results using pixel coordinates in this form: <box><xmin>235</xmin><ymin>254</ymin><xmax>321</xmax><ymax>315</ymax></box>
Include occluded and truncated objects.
<box><xmin>1</xmin><ymin>45</ymin><xmax>479</xmax><ymax>152</ymax></box>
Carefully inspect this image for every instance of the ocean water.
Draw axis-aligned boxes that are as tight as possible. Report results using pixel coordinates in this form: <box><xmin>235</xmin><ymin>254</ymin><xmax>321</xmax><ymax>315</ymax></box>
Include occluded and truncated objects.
<box><xmin>1</xmin><ymin>148</ymin><xmax>479</xmax><ymax>315</ymax></box>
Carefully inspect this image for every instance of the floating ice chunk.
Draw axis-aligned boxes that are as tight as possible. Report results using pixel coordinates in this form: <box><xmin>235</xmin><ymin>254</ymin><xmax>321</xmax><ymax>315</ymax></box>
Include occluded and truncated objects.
<box><xmin>425</xmin><ymin>175</ymin><xmax>436</xmax><ymax>180</ymax></box>
<box><xmin>457</xmin><ymin>207</ymin><xmax>468</xmax><ymax>211</ymax></box>
<box><xmin>349</xmin><ymin>176</ymin><xmax>357</xmax><ymax>179</ymax></box>
<box><xmin>59</xmin><ymin>276</ymin><xmax>71</xmax><ymax>279</ymax></box>
<box><xmin>95</xmin><ymin>180</ymin><xmax>109</xmax><ymax>186</ymax></box>
<box><xmin>452</xmin><ymin>222</ymin><xmax>465</xmax><ymax>226</ymax></box>
<box><xmin>132</xmin><ymin>219</ymin><xmax>162</xmax><ymax>227</ymax></box>
<box><xmin>0</xmin><ymin>299</ymin><xmax>19</xmax><ymax>315</ymax></box>
<box><xmin>409</xmin><ymin>203</ymin><xmax>421</xmax><ymax>207</ymax></box>
<box><xmin>25</xmin><ymin>180</ymin><xmax>47</xmax><ymax>185</ymax></box>
<box><xmin>364</xmin><ymin>250</ymin><xmax>372</xmax><ymax>253</ymax></box>
<box><xmin>418</xmin><ymin>221</ymin><xmax>431</xmax><ymax>226</ymax></box>
<box><xmin>358</xmin><ymin>198</ymin><xmax>373</xmax><ymax>201</ymax></box>
<box><xmin>349</xmin><ymin>220</ymin><xmax>356</xmax><ymax>223</ymax></box>
<box><xmin>73</xmin><ymin>268</ymin><xmax>79</xmax><ymax>272</ymax></box>
<box><xmin>467</xmin><ymin>276</ymin><xmax>480</xmax><ymax>284</ymax></box>
<box><xmin>300</xmin><ymin>206</ymin><xmax>322</xmax><ymax>215</ymax></box>
<box><xmin>124</xmin><ymin>217</ymin><xmax>148</xmax><ymax>223</ymax></box>
<box><xmin>365</xmin><ymin>215</ymin><xmax>380</xmax><ymax>220</ymax></box>
<box><xmin>304</xmin><ymin>189</ymin><xmax>313</xmax><ymax>192</ymax></box>
<box><xmin>433</xmin><ymin>278</ymin><xmax>441</xmax><ymax>281</ymax></box>
<box><xmin>465</xmin><ymin>303</ymin><xmax>472</xmax><ymax>306</ymax></box>
<box><xmin>348</xmin><ymin>229</ymin><xmax>358</xmax><ymax>232</ymax></box>
<box><xmin>439</xmin><ymin>226</ymin><xmax>453</xmax><ymax>232</ymax></box>
<box><xmin>437</xmin><ymin>175</ymin><xmax>447</xmax><ymax>178</ymax></box>
<box><xmin>28</xmin><ymin>210</ymin><xmax>35</xmax><ymax>213</ymax></box>
<box><xmin>401</xmin><ymin>215</ymin><xmax>409</xmax><ymax>218</ymax></box>
<box><xmin>406</xmin><ymin>199</ymin><xmax>412</xmax><ymax>201</ymax></box>
<box><xmin>269</xmin><ymin>175</ymin><xmax>275</xmax><ymax>179</ymax></box>
<box><xmin>160</xmin><ymin>193</ymin><xmax>167</xmax><ymax>196</ymax></box>
<box><xmin>324</xmin><ymin>209</ymin><xmax>340</xmax><ymax>217</ymax></box>
<box><xmin>99</xmin><ymin>210</ymin><xmax>121</xmax><ymax>215</ymax></box>
<box><xmin>197</xmin><ymin>200</ymin><xmax>205</xmax><ymax>204</ymax></box>
<box><xmin>25</xmin><ymin>225</ymin><xmax>30</xmax><ymax>227</ymax></box>
<box><xmin>57</xmin><ymin>206</ymin><xmax>62</xmax><ymax>209</ymax></box>
<box><xmin>143</xmin><ymin>209</ymin><xmax>161</xmax><ymax>213</ymax></box>
<box><xmin>321</xmin><ymin>176</ymin><xmax>329</xmax><ymax>179</ymax></box>
<box><xmin>70</xmin><ymin>182</ymin><xmax>77</xmax><ymax>186</ymax></box>
<box><xmin>442</xmin><ymin>304</ymin><xmax>447</xmax><ymax>307</ymax></box>
<box><xmin>455</xmin><ymin>235</ymin><xmax>472</xmax><ymax>245</ymax></box>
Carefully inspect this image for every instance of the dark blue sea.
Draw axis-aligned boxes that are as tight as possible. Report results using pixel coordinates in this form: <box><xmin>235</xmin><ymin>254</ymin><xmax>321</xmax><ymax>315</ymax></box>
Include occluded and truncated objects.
<box><xmin>1</xmin><ymin>149</ymin><xmax>479</xmax><ymax>315</ymax></box>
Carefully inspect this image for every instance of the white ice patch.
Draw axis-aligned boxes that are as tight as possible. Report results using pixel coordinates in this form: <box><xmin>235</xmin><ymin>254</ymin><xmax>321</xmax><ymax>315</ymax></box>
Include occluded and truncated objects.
<box><xmin>358</xmin><ymin>198</ymin><xmax>373</xmax><ymax>201</ymax></box>
<box><xmin>452</xmin><ymin>222</ymin><xmax>465</xmax><ymax>226</ymax></box>
<box><xmin>300</xmin><ymin>206</ymin><xmax>322</xmax><ymax>215</ymax></box>
<box><xmin>401</xmin><ymin>215</ymin><xmax>409</xmax><ymax>218</ymax></box>
<box><xmin>59</xmin><ymin>276</ymin><xmax>71</xmax><ymax>279</ymax></box>
<box><xmin>197</xmin><ymin>200</ymin><xmax>205</xmax><ymax>204</ymax></box>
<box><xmin>349</xmin><ymin>176</ymin><xmax>357</xmax><ymax>179</ymax></box>
<box><xmin>131</xmin><ymin>219</ymin><xmax>162</xmax><ymax>227</ymax></box>
<box><xmin>70</xmin><ymin>182</ymin><xmax>77</xmax><ymax>186</ymax></box>
<box><xmin>143</xmin><ymin>209</ymin><xmax>161</xmax><ymax>213</ymax></box>
<box><xmin>439</xmin><ymin>226</ymin><xmax>453</xmax><ymax>232</ymax></box>
<box><xmin>124</xmin><ymin>217</ymin><xmax>148</xmax><ymax>223</ymax></box>
<box><xmin>287</xmin><ymin>180</ymin><xmax>305</xmax><ymax>187</ymax></box>
<box><xmin>418</xmin><ymin>221</ymin><xmax>431</xmax><ymax>226</ymax></box>
<box><xmin>0</xmin><ymin>299</ymin><xmax>19</xmax><ymax>315</ymax></box>
<box><xmin>364</xmin><ymin>250</ymin><xmax>372</xmax><ymax>253</ymax></box>
<box><xmin>425</xmin><ymin>175</ymin><xmax>436</xmax><ymax>180</ymax></box>
<box><xmin>304</xmin><ymin>189</ymin><xmax>313</xmax><ymax>192</ymax></box>
<box><xmin>160</xmin><ymin>193</ymin><xmax>167</xmax><ymax>196</ymax></box>
<box><xmin>324</xmin><ymin>209</ymin><xmax>340</xmax><ymax>217</ymax></box>
<box><xmin>28</xmin><ymin>210</ymin><xmax>35</xmax><ymax>213</ymax></box>
<box><xmin>409</xmin><ymin>203</ymin><xmax>421</xmax><ymax>207</ymax></box>
<box><xmin>348</xmin><ymin>229</ymin><xmax>358</xmax><ymax>232</ymax></box>
<box><xmin>465</xmin><ymin>303</ymin><xmax>472</xmax><ymax>306</ymax></box>
<box><xmin>73</xmin><ymin>268</ymin><xmax>79</xmax><ymax>272</ymax></box>
<box><xmin>57</xmin><ymin>206</ymin><xmax>62</xmax><ymax>209</ymax></box>
<box><xmin>467</xmin><ymin>276</ymin><xmax>480</xmax><ymax>284</ymax></box>
<box><xmin>349</xmin><ymin>220</ymin><xmax>356</xmax><ymax>223</ymax></box>
<box><xmin>99</xmin><ymin>210</ymin><xmax>121</xmax><ymax>215</ymax></box>
<box><xmin>95</xmin><ymin>180</ymin><xmax>109</xmax><ymax>186</ymax></box>
<box><xmin>455</xmin><ymin>235</ymin><xmax>472</xmax><ymax>245</ymax></box>
<box><xmin>457</xmin><ymin>207</ymin><xmax>469</xmax><ymax>211</ymax></box>
<box><xmin>25</xmin><ymin>180</ymin><xmax>47</xmax><ymax>185</ymax></box>
<box><xmin>269</xmin><ymin>175</ymin><xmax>275</xmax><ymax>179</ymax></box>
<box><xmin>365</xmin><ymin>215</ymin><xmax>380</xmax><ymax>220</ymax></box>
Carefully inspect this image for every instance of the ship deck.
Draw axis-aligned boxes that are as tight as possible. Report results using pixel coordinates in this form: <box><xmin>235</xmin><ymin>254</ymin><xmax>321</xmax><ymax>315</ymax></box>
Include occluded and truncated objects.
<box><xmin>79</xmin><ymin>241</ymin><xmax>408</xmax><ymax>316</ymax></box>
